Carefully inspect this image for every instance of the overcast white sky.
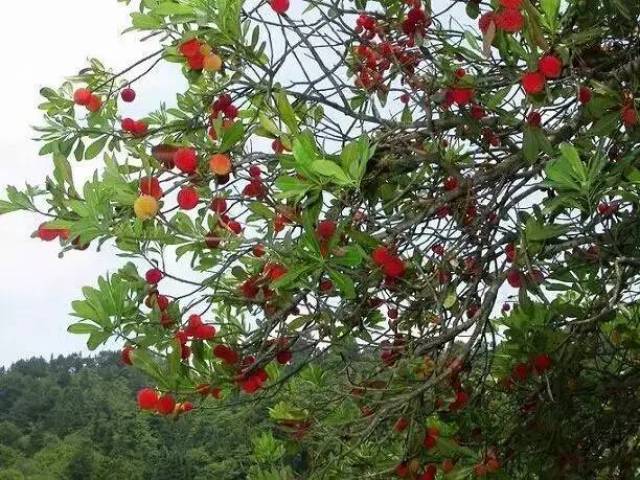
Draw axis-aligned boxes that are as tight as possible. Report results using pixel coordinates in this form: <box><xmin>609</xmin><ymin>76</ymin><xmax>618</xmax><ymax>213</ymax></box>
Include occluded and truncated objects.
<box><xmin>0</xmin><ymin>1</ymin><xmax>184</xmax><ymax>367</ymax></box>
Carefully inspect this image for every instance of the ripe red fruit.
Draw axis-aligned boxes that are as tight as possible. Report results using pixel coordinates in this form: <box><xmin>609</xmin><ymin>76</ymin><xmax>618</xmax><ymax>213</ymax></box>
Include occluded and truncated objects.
<box><xmin>121</xmin><ymin>346</ymin><xmax>134</xmax><ymax>365</ymax></box>
<box><xmin>451</xmin><ymin>88</ymin><xmax>474</xmax><ymax>106</ymax></box>
<box><xmin>194</xmin><ymin>324</ymin><xmax>216</xmax><ymax>340</ymax></box>
<box><xmin>248</xmin><ymin>165</ymin><xmax>262</xmax><ymax>178</ymax></box>
<box><xmin>486</xmin><ymin>458</ymin><xmax>500</xmax><ymax>472</ymax></box>
<box><xmin>505</xmin><ymin>243</ymin><xmax>516</xmax><ymax>262</ymax></box>
<box><xmin>179</xmin><ymin>38</ymin><xmax>201</xmax><ymax>57</ymax></box>
<box><xmin>495</xmin><ymin>8</ymin><xmax>524</xmax><ymax>32</ymax></box>
<box><xmin>226</xmin><ymin>220</ymin><xmax>243</xmax><ymax>234</ymax></box>
<box><xmin>527</xmin><ymin>111</ymin><xmax>542</xmax><ymax>127</ymax></box>
<box><xmin>507</xmin><ymin>269</ymin><xmax>523</xmax><ymax>288</ymax></box>
<box><xmin>395</xmin><ymin>463</ymin><xmax>409</xmax><ymax>478</ymax></box>
<box><xmin>316</xmin><ymin>219</ymin><xmax>337</xmax><ymax>240</ymax></box>
<box><xmin>499</xmin><ymin>0</ymin><xmax>522</xmax><ymax>7</ymax></box>
<box><xmin>532</xmin><ymin>353</ymin><xmax>552</xmax><ymax>373</ymax></box>
<box><xmin>473</xmin><ymin>464</ymin><xmax>488</xmax><ymax>477</ymax></box>
<box><xmin>383</xmin><ymin>256</ymin><xmax>406</xmax><ymax>278</ymax></box>
<box><xmin>272</xmin><ymin>138</ymin><xmax>285</xmax><ymax>153</ymax></box>
<box><xmin>444</xmin><ymin>176</ymin><xmax>459</xmax><ymax>191</ymax></box>
<box><xmin>470</xmin><ymin>103</ymin><xmax>485</xmax><ymax>120</ymax></box>
<box><xmin>73</xmin><ymin>88</ymin><xmax>92</xmax><ymax>106</ymax></box>
<box><xmin>622</xmin><ymin>105</ymin><xmax>638</xmax><ymax>127</ymax></box>
<box><xmin>270</xmin><ymin>0</ymin><xmax>289</xmax><ymax>14</ymax></box>
<box><xmin>538</xmin><ymin>54</ymin><xmax>563</xmax><ymax>79</ymax></box>
<box><xmin>478</xmin><ymin>12</ymin><xmax>495</xmax><ymax>34</ymax></box>
<box><xmin>265</xmin><ymin>262</ymin><xmax>288</xmax><ymax>281</ymax></box>
<box><xmin>120</xmin><ymin>87</ymin><xmax>136</xmax><ymax>102</ymax></box>
<box><xmin>431</xmin><ymin>243</ymin><xmax>445</xmax><ymax>256</ymax></box>
<box><xmin>578</xmin><ymin>86</ymin><xmax>592</xmax><ymax>104</ymax></box>
<box><xmin>121</xmin><ymin>117</ymin><xmax>136</xmax><ymax>132</ymax></box>
<box><xmin>139</xmin><ymin>176</ymin><xmax>162</xmax><ymax>199</ymax></box>
<box><xmin>155</xmin><ymin>294</ymin><xmax>169</xmax><ymax>310</ymax></box>
<box><xmin>521</xmin><ymin>71</ymin><xmax>546</xmax><ymax>95</ymax></box>
<box><xmin>512</xmin><ymin>362</ymin><xmax>529</xmax><ymax>382</ymax></box>
<box><xmin>276</xmin><ymin>349</ymin><xmax>292</xmax><ymax>365</ymax></box>
<box><xmin>177</xmin><ymin>186</ymin><xmax>199</xmax><ymax>210</ymax></box>
<box><xmin>252</xmin><ymin>244</ymin><xmax>265</xmax><ymax>257</ymax></box>
<box><xmin>419</xmin><ymin>465</ymin><xmax>437</xmax><ymax>480</ymax></box>
<box><xmin>372</xmin><ymin>246</ymin><xmax>391</xmax><ymax>265</ymax></box>
<box><xmin>145</xmin><ymin>268</ymin><xmax>163</xmax><ymax>284</ymax></box>
<box><xmin>210</xmin><ymin>197</ymin><xmax>227</xmax><ymax>213</ymax></box>
<box><xmin>131</xmin><ymin>120</ymin><xmax>148</xmax><ymax>137</ymax></box>
<box><xmin>213</xmin><ymin>344</ymin><xmax>239</xmax><ymax>364</ymax></box>
<box><xmin>423</xmin><ymin>426</ymin><xmax>439</xmax><ymax>449</ymax></box>
<box><xmin>173</xmin><ymin>148</ymin><xmax>198</xmax><ymax>174</ymax></box>
<box><xmin>36</xmin><ymin>224</ymin><xmax>69</xmax><ymax>241</ymax></box>
<box><xmin>187</xmin><ymin>53</ymin><xmax>205</xmax><ymax>70</ymax></box>
<box><xmin>86</xmin><ymin>95</ymin><xmax>102</xmax><ymax>112</ymax></box>
<box><xmin>137</xmin><ymin>388</ymin><xmax>158</xmax><ymax>410</ymax></box>
<box><xmin>442</xmin><ymin>459</ymin><xmax>455</xmax><ymax>473</ymax></box>
<box><xmin>156</xmin><ymin>394</ymin><xmax>176</xmax><ymax>415</ymax></box>
<box><xmin>393</xmin><ymin>417</ymin><xmax>409</xmax><ymax>433</ymax></box>
<box><xmin>319</xmin><ymin>278</ymin><xmax>333</xmax><ymax>293</ymax></box>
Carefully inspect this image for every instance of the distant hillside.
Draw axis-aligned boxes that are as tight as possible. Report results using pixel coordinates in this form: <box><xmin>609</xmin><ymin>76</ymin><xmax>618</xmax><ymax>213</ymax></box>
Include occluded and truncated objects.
<box><xmin>0</xmin><ymin>352</ymin><xmax>266</xmax><ymax>480</ymax></box>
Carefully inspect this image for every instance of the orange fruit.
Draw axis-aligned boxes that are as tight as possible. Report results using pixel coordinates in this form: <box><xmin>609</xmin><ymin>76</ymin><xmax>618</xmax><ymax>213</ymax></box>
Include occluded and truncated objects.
<box><xmin>134</xmin><ymin>195</ymin><xmax>159</xmax><ymax>220</ymax></box>
<box><xmin>203</xmin><ymin>54</ymin><xmax>222</xmax><ymax>72</ymax></box>
<box><xmin>209</xmin><ymin>153</ymin><xmax>232</xmax><ymax>175</ymax></box>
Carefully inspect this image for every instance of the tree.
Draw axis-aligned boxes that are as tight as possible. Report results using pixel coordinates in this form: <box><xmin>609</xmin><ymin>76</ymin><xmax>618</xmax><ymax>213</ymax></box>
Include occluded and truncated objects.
<box><xmin>3</xmin><ymin>0</ymin><xmax>640</xmax><ymax>477</ymax></box>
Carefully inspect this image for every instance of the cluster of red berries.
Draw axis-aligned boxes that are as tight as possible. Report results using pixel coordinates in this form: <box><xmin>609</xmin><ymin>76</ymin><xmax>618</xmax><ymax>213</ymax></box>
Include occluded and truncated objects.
<box><xmin>441</xmin><ymin>68</ymin><xmax>475</xmax><ymax>109</ymax></box>
<box><xmin>506</xmin><ymin>267</ymin><xmax>544</xmax><ymax>289</ymax></box>
<box><xmin>121</xmin><ymin>117</ymin><xmax>149</xmax><ymax>136</ymax></box>
<box><xmin>597</xmin><ymin>201</ymin><xmax>619</xmax><ymax>217</ymax></box>
<box><xmin>521</xmin><ymin>54</ymin><xmax>563</xmax><ymax>95</ymax></box>
<box><xmin>479</xmin><ymin>0</ymin><xmax>524</xmax><ymax>35</ymax></box>
<box><xmin>504</xmin><ymin>353</ymin><xmax>553</xmax><ymax>390</ymax></box>
<box><xmin>137</xmin><ymin>388</ymin><xmax>193</xmax><ymax>415</ymax></box>
<box><xmin>211</xmin><ymin>93</ymin><xmax>238</xmax><ymax>120</ymax></box>
<box><xmin>73</xmin><ymin>88</ymin><xmax>102</xmax><ymax>112</ymax></box>
<box><xmin>401</xmin><ymin>1</ymin><xmax>431</xmax><ymax>39</ymax></box>
<box><xmin>355</xmin><ymin>13</ymin><xmax>379</xmax><ymax>39</ymax></box>
<box><xmin>243</xmin><ymin>165</ymin><xmax>266</xmax><ymax>197</ymax></box>
<box><xmin>179</xmin><ymin>38</ymin><xmax>207</xmax><ymax>70</ymax></box>
<box><xmin>372</xmin><ymin>245</ymin><xmax>407</xmax><ymax>279</ymax></box>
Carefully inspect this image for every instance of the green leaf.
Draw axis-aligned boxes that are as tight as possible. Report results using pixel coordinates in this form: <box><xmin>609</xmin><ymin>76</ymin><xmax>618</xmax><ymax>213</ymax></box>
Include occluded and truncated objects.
<box><xmin>540</xmin><ymin>0</ymin><xmax>560</xmax><ymax>29</ymax></box>
<box><xmin>0</xmin><ymin>200</ymin><xmax>22</xmax><ymax>215</ymax></box>
<box><xmin>276</xmin><ymin>91</ymin><xmax>299</xmax><ymax>134</ymax></box>
<box><xmin>329</xmin><ymin>270</ymin><xmax>355</xmax><ymax>299</ymax></box>
<box><xmin>259</xmin><ymin>113</ymin><xmax>281</xmax><ymax>137</ymax></box>
<box><xmin>67</xmin><ymin>323</ymin><xmax>102</xmax><ymax>335</ymax></box>
<box><xmin>131</xmin><ymin>13</ymin><xmax>162</xmax><ymax>29</ymax></box>
<box><xmin>153</xmin><ymin>2</ymin><xmax>193</xmax><ymax>16</ymax></box>
<box><xmin>275</xmin><ymin>176</ymin><xmax>312</xmax><ymax>200</ymax></box>
<box><xmin>219</xmin><ymin>121</ymin><xmax>245</xmax><ymax>151</ymax></box>
<box><xmin>84</xmin><ymin>136</ymin><xmax>109</xmax><ymax>160</ymax></box>
<box><xmin>310</xmin><ymin>160</ymin><xmax>352</xmax><ymax>185</ymax></box>
<box><xmin>522</xmin><ymin>127</ymin><xmax>540</xmax><ymax>163</ymax></box>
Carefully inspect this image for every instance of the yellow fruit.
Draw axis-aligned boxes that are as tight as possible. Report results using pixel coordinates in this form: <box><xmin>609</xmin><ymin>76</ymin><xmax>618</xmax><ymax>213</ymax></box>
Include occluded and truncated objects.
<box><xmin>203</xmin><ymin>54</ymin><xmax>222</xmax><ymax>72</ymax></box>
<box><xmin>200</xmin><ymin>44</ymin><xmax>213</xmax><ymax>55</ymax></box>
<box><xmin>209</xmin><ymin>153</ymin><xmax>232</xmax><ymax>175</ymax></box>
<box><xmin>134</xmin><ymin>195</ymin><xmax>159</xmax><ymax>220</ymax></box>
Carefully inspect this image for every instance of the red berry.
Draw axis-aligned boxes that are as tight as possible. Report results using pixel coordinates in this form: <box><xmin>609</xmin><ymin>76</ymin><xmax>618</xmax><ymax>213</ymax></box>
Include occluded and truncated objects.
<box><xmin>121</xmin><ymin>87</ymin><xmax>136</xmax><ymax>102</ymax></box>
<box><xmin>276</xmin><ymin>349</ymin><xmax>292</xmax><ymax>365</ymax></box>
<box><xmin>137</xmin><ymin>388</ymin><xmax>159</xmax><ymax>410</ymax></box>
<box><xmin>316</xmin><ymin>219</ymin><xmax>337</xmax><ymax>240</ymax></box>
<box><xmin>174</xmin><ymin>148</ymin><xmax>198</xmax><ymax>174</ymax></box>
<box><xmin>319</xmin><ymin>278</ymin><xmax>333</xmax><ymax>293</ymax></box>
<box><xmin>505</xmin><ymin>243</ymin><xmax>516</xmax><ymax>262</ymax></box>
<box><xmin>253</xmin><ymin>244</ymin><xmax>265</xmax><ymax>257</ymax></box>
<box><xmin>527</xmin><ymin>111</ymin><xmax>542</xmax><ymax>127</ymax></box>
<box><xmin>507</xmin><ymin>269</ymin><xmax>523</xmax><ymax>288</ymax></box>
<box><xmin>383</xmin><ymin>256</ymin><xmax>406</xmax><ymax>278</ymax></box>
<box><xmin>121</xmin><ymin>346</ymin><xmax>134</xmax><ymax>365</ymax></box>
<box><xmin>272</xmin><ymin>138</ymin><xmax>285</xmax><ymax>153</ymax></box>
<box><xmin>73</xmin><ymin>88</ymin><xmax>92</xmax><ymax>106</ymax></box>
<box><xmin>486</xmin><ymin>458</ymin><xmax>500</xmax><ymax>473</ymax></box>
<box><xmin>578</xmin><ymin>86</ymin><xmax>592</xmax><ymax>104</ymax></box>
<box><xmin>622</xmin><ymin>106</ymin><xmax>638</xmax><ymax>127</ymax></box>
<box><xmin>470</xmin><ymin>103</ymin><xmax>485</xmax><ymax>120</ymax></box>
<box><xmin>139</xmin><ymin>176</ymin><xmax>162</xmax><ymax>199</ymax></box>
<box><xmin>473</xmin><ymin>464</ymin><xmax>488</xmax><ymax>477</ymax></box>
<box><xmin>131</xmin><ymin>120</ymin><xmax>148</xmax><ymax>137</ymax></box>
<box><xmin>210</xmin><ymin>196</ymin><xmax>227</xmax><ymax>213</ymax></box>
<box><xmin>393</xmin><ymin>417</ymin><xmax>409</xmax><ymax>432</ymax></box>
<box><xmin>248</xmin><ymin>165</ymin><xmax>262</xmax><ymax>178</ymax></box>
<box><xmin>223</xmin><ymin>104</ymin><xmax>238</xmax><ymax>119</ymax></box>
<box><xmin>187</xmin><ymin>52</ymin><xmax>205</xmax><ymax>70</ymax></box>
<box><xmin>495</xmin><ymin>8</ymin><xmax>524</xmax><ymax>32</ymax></box>
<box><xmin>265</xmin><ymin>262</ymin><xmax>288</xmax><ymax>281</ymax></box>
<box><xmin>213</xmin><ymin>344</ymin><xmax>239</xmax><ymax>364</ymax></box>
<box><xmin>372</xmin><ymin>246</ymin><xmax>391</xmax><ymax>265</ymax></box>
<box><xmin>177</xmin><ymin>186</ymin><xmax>199</xmax><ymax>210</ymax></box>
<box><xmin>499</xmin><ymin>0</ymin><xmax>522</xmax><ymax>8</ymax></box>
<box><xmin>444</xmin><ymin>176</ymin><xmax>459</xmax><ymax>191</ymax></box>
<box><xmin>145</xmin><ymin>268</ymin><xmax>163</xmax><ymax>284</ymax></box>
<box><xmin>431</xmin><ymin>243</ymin><xmax>445</xmax><ymax>255</ymax></box>
<box><xmin>179</xmin><ymin>38</ymin><xmax>201</xmax><ymax>57</ymax></box>
<box><xmin>521</xmin><ymin>71</ymin><xmax>546</xmax><ymax>95</ymax></box>
<box><xmin>442</xmin><ymin>459</ymin><xmax>455</xmax><ymax>473</ymax></box>
<box><xmin>538</xmin><ymin>54</ymin><xmax>563</xmax><ymax>79</ymax></box>
<box><xmin>121</xmin><ymin>117</ymin><xmax>136</xmax><ymax>132</ymax></box>
<box><xmin>270</xmin><ymin>0</ymin><xmax>289</xmax><ymax>14</ymax></box>
<box><xmin>86</xmin><ymin>95</ymin><xmax>102</xmax><ymax>112</ymax></box>
<box><xmin>156</xmin><ymin>394</ymin><xmax>176</xmax><ymax>415</ymax></box>
<box><xmin>194</xmin><ymin>324</ymin><xmax>216</xmax><ymax>340</ymax></box>
<box><xmin>532</xmin><ymin>353</ymin><xmax>552</xmax><ymax>373</ymax></box>
<box><xmin>451</xmin><ymin>88</ymin><xmax>474</xmax><ymax>106</ymax></box>
<box><xmin>155</xmin><ymin>294</ymin><xmax>169</xmax><ymax>310</ymax></box>
<box><xmin>512</xmin><ymin>362</ymin><xmax>529</xmax><ymax>382</ymax></box>
<box><xmin>395</xmin><ymin>463</ymin><xmax>409</xmax><ymax>478</ymax></box>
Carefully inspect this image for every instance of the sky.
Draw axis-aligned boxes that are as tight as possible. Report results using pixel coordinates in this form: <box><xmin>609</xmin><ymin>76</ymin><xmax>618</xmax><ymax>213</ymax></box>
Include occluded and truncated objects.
<box><xmin>0</xmin><ymin>1</ymin><xmax>182</xmax><ymax>367</ymax></box>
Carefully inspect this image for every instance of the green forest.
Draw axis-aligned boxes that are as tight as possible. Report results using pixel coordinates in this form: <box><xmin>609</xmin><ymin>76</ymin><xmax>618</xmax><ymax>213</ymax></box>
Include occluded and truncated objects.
<box><xmin>0</xmin><ymin>353</ymin><xmax>296</xmax><ymax>480</ymax></box>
